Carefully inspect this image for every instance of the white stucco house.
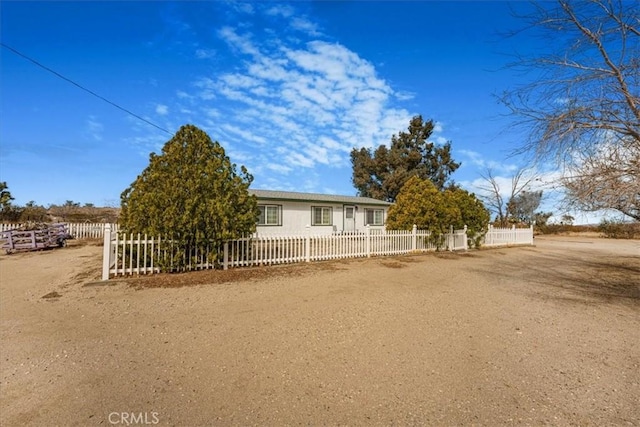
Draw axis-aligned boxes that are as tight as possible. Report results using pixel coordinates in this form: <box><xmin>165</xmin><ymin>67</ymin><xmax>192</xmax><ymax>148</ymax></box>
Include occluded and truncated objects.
<box><xmin>249</xmin><ymin>189</ymin><xmax>393</xmax><ymax>236</ymax></box>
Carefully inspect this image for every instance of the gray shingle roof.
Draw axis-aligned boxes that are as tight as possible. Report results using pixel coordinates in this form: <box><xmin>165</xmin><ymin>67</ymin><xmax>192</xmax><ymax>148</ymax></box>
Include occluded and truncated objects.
<box><xmin>249</xmin><ymin>189</ymin><xmax>392</xmax><ymax>206</ymax></box>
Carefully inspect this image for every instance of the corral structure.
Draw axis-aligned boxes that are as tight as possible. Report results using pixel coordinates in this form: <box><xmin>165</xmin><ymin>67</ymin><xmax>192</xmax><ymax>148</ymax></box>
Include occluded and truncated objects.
<box><xmin>0</xmin><ymin>223</ymin><xmax>72</xmax><ymax>253</ymax></box>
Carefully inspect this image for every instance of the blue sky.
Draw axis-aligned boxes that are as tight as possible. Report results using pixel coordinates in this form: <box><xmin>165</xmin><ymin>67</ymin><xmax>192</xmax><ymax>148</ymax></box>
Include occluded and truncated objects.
<box><xmin>1</xmin><ymin>1</ymin><xmax>588</xmax><ymax>219</ymax></box>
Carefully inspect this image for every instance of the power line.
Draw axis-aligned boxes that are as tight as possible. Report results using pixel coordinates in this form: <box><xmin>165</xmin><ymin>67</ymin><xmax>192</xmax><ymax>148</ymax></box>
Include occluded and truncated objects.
<box><xmin>1</xmin><ymin>42</ymin><xmax>172</xmax><ymax>135</ymax></box>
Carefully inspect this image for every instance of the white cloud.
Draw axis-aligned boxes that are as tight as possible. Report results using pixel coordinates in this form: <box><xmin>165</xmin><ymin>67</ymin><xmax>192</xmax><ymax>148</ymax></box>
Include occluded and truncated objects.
<box><xmin>144</xmin><ymin>6</ymin><xmax>416</xmax><ymax>193</ymax></box>
<box><xmin>203</xmin><ymin>108</ymin><xmax>220</xmax><ymax>118</ymax></box>
<box><xmin>266</xmin><ymin>163</ymin><xmax>293</xmax><ymax>174</ymax></box>
<box><xmin>290</xmin><ymin>17</ymin><xmax>322</xmax><ymax>36</ymax></box>
<box><xmin>155</xmin><ymin>104</ymin><xmax>169</xmax><ymax>115</ymax></box>
<box><xmin>220</xmin><ymin>124</ymin><xmax>267</xmax><ymax>145</ymax></box>
<box><xmin>395</xmin><ymin>91</ymin><xmax>415</xmax><ymax>101</ymax></box>
<box><xmin>265</xmin><ymin>5</ymin><xmax>294</xmax><ymax>18</ymax></box>
<box><xmin>195</xmin><ymin>48</ymin><xmax>216</xmax><ymax>59</ymax></box>
<box><xmin>285</xmin><ymin>151</ymin><xmax>315</xmax><ymax>168</ymax></box>
<box><xmin>458</xmin><ymin>149</ymin><xmax>519</xmax><ymax>173</ymax></box>
<box><xmin>217</xmin><ymin>26</ymin><xmax>259</xmax><ymax>56</ymax></box>
<box><xmin>220</xmin><ymin>73</ymin><xmax>261</xmax><ymax>89</ymax></box>
<box><xmin>85</xmin><ymin>116</ymin><xmax>103</xmax><ymax>141</ymax></box>
<box><xmin>231</xmin><ymin>2</ymin><xmax>254</xmax><ymax>14</ymax></box>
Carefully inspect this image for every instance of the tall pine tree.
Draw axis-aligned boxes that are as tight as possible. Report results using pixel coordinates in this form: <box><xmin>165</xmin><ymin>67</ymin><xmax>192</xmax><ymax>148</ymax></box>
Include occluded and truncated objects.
<box><xmin>351</xmin><ymin>115</ymin><xmax>460</xmax><ymax>202</ymax></box>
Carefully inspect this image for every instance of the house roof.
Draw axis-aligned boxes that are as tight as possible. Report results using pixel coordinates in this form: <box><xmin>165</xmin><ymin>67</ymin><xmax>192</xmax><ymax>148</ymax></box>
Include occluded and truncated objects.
<box><xmin>249</xmin><ymin>189</ymin><xmax>392</xmax><ymax>206</ymax></box>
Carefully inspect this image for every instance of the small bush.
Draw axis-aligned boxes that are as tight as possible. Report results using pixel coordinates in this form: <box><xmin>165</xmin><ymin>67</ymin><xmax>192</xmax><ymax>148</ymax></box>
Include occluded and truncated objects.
<box><xmin>598</xmin><ymin>220</ymin><xmax>640</xmax><ymax>239</ymax></box>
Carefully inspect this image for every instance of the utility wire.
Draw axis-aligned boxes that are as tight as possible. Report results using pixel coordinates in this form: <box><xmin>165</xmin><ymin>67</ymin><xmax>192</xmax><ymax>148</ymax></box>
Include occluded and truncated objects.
<box><xmin>1</xmin><ymin>42</ymin><xmax>172</xmax><ymax>135</ymax></box>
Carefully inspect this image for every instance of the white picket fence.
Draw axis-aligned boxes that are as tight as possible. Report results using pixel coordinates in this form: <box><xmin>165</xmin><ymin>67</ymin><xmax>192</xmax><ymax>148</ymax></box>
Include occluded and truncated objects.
<box><xmin>482</xmin><ymin>224</ymin><xmax>534</xmax><ymax>247</ymax></box>
<box><xmin>224</xmin><ymin>226</ymin><xmax>467</xmax><ymax>268</ymax></box>
<box><xmin>101</xmin><ymin>224</ymin><xmax>533</xmax><ymax>280</ymax></box>
<box><xmin>1</xmin><ymin>222</ymin><xmax>118</xmax><ymax>239</ymax></box>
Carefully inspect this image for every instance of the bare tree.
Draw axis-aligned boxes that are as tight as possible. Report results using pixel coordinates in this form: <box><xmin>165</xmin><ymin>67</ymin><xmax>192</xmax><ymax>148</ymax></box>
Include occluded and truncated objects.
<box><xmin>476</xmin><ymin>168</ymin><xmax>537</xmax><ymax>226</ymax></box>
<box><xmin>564</xmin><ymin>139</ymin><xmax>640</xmax><ymax>220</ymax></box>
<box><xmin>501</xmin><ymin>0</ymin><xmax>639</xmax><ymax>220</ymax></box>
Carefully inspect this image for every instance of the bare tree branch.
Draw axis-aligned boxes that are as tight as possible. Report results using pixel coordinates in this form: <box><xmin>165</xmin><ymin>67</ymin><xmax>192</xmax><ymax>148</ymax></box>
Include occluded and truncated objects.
<box><xmin>476</xmin><ymin>168</ymin><xmax>538</xmax><ymax>226</ymax></box>
<box><xmin>563</xmin><ymin>140</ymin><xmax>640</xmax><ymax>220</ymax></box>
<box><xmin>501</xmin><ymin>0</ymin><xmax>640</xmax><ymax>220</ymax></box>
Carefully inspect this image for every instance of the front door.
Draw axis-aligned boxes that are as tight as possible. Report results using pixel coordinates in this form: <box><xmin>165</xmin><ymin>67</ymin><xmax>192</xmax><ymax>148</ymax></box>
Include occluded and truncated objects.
<box><xmin>344</xmin><ymin>205</ymin><xmax>356</xmax><ymax>232</ymax></box>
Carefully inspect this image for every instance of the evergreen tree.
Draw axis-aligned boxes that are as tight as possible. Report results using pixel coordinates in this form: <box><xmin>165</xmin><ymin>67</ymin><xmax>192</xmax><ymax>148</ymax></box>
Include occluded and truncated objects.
<box><xmin>120</xmin><ymin>125</ymin><xmax>258</xmax><ymax>268</ymax></box>
<box><xmin>386</xmin><ymin>176</ymin><xmax>459</xmax><ymax>234</ymax></box>
<box><xmin>387</xmin><ymin>177</ymin><xmax>490</xmax><ymax>248</ymax></box>
<box><xmin>351</xmin><ymin>115</ymin><xmax>460</xmax><ymax>202</ymax></box>
<box><xmin>445</xmin><ymin>186</ymin><xmax>490</xmax><ymax>247</ymax></box>
<box><xmin>0</xmin><ymin>182</ymin><xmax>14</xmax><ymax>211</ymax></box>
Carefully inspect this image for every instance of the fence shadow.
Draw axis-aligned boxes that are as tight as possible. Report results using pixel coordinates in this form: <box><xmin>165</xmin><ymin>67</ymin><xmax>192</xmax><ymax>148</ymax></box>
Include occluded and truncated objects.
<box><xmin>471</xmin><ymin>250</ymin><xmax>640</xmax><ymax>307</ymax></box>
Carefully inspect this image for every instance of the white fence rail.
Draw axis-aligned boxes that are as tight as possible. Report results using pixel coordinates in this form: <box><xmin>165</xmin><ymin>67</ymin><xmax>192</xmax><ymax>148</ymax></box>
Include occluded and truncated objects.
<box><xmin>101</xmin><ymin>224</ymin><xmax>533</xmax><ymax>280</ymax></box>
<box><xmin>482</xmin><ymin>225</ymin><xmax>534</xmax><ymax>247</ymax></box>
<box><xmin>222</xmin><ymin>227</ymin><xmax>459</xmax><ymax>268</ymax></box>
<box><xmin>1</xmin><ymin>222</ymin><xmax>118</xmax><ymax>239</ymax></box>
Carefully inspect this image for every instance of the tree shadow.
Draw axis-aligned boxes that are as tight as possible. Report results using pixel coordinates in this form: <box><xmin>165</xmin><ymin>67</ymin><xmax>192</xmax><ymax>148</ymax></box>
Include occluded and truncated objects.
<box><xmin>472</xmin><ymin>250</ymin><xmax>640</xmax><ymax>307</ymax></box>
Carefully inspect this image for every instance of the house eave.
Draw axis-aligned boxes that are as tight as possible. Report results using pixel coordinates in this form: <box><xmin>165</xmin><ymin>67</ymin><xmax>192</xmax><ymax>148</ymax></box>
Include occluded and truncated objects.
<box><xmin>249</xmin><ymin>189</ymin><xmax>392</xmax><ymax>206</ymax></box>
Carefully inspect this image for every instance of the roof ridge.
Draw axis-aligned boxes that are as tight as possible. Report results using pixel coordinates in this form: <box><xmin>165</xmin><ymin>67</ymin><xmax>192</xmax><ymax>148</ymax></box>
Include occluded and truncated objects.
<box><xmin>248</xmin><ymin>189</ymin><xmax>392</xmax><ymax>205</ymax></box>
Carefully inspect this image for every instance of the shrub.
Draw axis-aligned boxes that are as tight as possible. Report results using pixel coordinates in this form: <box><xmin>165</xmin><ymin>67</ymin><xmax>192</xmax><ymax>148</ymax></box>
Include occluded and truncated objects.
<box><xmin>598</xmin><ymin>219</ymin><xmax>640</xmax><ymax>239</ymax></box>
<box><xmin>120</xmin><ymin>124</ymin><xmax>258</xmax><ymax>270</ymax></box>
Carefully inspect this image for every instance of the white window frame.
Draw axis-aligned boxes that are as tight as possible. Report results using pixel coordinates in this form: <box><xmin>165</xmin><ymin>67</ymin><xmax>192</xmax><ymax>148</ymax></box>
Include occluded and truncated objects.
<box><xmin>365</xmin><ymin>208</ymin><xmax>384</xmax><ymax>226</ymax></box>
<box><xmin>258</xmin><ymin>204</ymin><xmax>282</xmax><ymax>226</ymax></box>
<box><xmin>311</xmin><ymin>206</ymin><xmax>333</xmax><ymax>226</ymax></box>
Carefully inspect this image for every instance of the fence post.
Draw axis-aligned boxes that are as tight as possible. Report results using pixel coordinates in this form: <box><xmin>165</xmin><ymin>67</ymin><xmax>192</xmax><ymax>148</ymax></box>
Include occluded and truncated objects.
<box><xmin>305</xmin><ymin>225</ymin><xmax>311</xmax><ymax>262</ymax></box>
<box><xmin>463</xmin><ymin>225</ymin><xmax>468</xmax><ymax>250</ymax></box>
<box><xmin>366</xmin><ymin>224</ymin><xmax>371</xmax><ymax>257</ymax></box>
<box><xmin>223</xmin><ymin>241</ymin><xmax>229</xmax><ymax>270</ymax></box>
<box><xmin>412</xmin><ymin>224</ymin><xmax>417</xmax><ymax>251</ymax></box>
<box><xmin>530</xmin><ymin>223</ymin><xmax>534</xmax><ymax>245</ymax></box>
<box><xmin>448</xmin><ymin>225</ymin><xmax>453</xmax><ymax>251</ymax></box>
<box><xmin>101</xmin><ymin>224</ymin><xmax>112</xmax><ymax>281</ymax></box>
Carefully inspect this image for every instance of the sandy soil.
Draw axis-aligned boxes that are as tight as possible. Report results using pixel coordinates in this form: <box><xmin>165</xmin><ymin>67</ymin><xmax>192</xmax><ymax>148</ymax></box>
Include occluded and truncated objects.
<box><xmin>0</xmin><ymin>237</ymin><xmax>638</xmax><ymax>426</ymax></box>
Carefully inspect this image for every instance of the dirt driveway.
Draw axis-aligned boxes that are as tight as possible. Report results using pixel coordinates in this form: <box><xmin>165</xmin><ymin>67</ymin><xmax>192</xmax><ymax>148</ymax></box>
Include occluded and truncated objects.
<box><xmin>1</xmin><ymin>237</ymin><xmax>638</xmax><ymax>426</ymax></box>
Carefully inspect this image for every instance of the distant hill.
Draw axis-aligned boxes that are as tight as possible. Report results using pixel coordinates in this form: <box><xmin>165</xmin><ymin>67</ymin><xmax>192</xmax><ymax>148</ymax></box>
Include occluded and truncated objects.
<box><xmin>1</xmin><ymin>206</ymin><xmax>120</xmax><ymax>224</ymax></box>
<box><xmin>46</xmin><ymin>206</ymin><xmax>120</xmax><ymax>223</ymax></box>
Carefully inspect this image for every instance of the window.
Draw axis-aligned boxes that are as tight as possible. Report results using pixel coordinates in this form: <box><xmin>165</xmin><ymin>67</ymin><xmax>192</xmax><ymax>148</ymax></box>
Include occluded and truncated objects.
<box><xmin>311</xmin><ymin>206</ymin><xmax>332</xmax><ymax>226</ymax></box>
<box><xmin>365</xmin><ymin>208</ymin><xmax>384</xmax><ymax>226</ymax></box>
<box><xmin>258</xmin><ymin>205</ymin><xmax>281</xmax><ymax>226</ymax></box>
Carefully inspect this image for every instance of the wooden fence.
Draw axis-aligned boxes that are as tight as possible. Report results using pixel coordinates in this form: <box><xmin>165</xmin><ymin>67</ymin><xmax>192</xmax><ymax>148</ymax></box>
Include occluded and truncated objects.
<box><xmin>1</xmin><ymin>223</ymin><xmax>70</xmax><ymax>252</ymax></box>
<box><xmin>101</xmin><ymin>224</ymin><xmax>533</xmax><ymax>280</ymax></box>
<box><xmin>1</xmin><ymin>222</ymin><xmax>118</xmax><ymax>240</ymax></box>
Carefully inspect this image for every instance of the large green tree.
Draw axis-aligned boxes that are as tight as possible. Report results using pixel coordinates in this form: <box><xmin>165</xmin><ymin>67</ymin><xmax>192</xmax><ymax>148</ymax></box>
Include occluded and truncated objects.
<box><xmin>445</xmin><ymin>186</ymin><xmax>491</xmax><ymax>246</ymax></box>
<box><xmin>351</xmin><ymin>115</ymin><xmax>460</xmax><ymax>202</ymax></box>
<box><xmin>120</xmin><ymin>124</ymin><xmax>258</xmax><ymax>265</ymax></box>
<box><xmin>386</xmin><ymin>176</ymin><xmax>460</xmax><ymax>234</ymax></box>
<box><xmin>387</xmin><ymin>177</ymin><xmax>490</xmax><ymax>248</ymax></box>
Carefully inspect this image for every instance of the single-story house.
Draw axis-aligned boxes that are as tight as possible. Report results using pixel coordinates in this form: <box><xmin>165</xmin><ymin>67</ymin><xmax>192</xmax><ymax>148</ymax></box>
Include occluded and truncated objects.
<box><xmin>249</xmin><ymin>189</ymin><xmax>393</xmax><ymax>236</ymax></box>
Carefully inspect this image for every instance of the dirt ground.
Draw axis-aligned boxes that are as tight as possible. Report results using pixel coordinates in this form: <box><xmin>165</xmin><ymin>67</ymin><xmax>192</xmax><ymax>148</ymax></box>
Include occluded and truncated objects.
<box><xmin>0</xmin><ymin>236</ymin><xmax>638</xmax><ymax>426</ymax></box>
